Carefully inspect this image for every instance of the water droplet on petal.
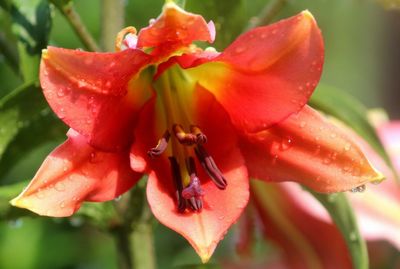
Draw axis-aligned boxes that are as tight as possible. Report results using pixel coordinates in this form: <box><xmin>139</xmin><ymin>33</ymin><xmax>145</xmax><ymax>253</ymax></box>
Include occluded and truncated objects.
<box><xmin>299</xmin><ymin>121</ymin><xmax>306</xmax><ymax>128</ymax></box>
<box><xmin>60</xmin><ymin>201</ymin><xmax>65</xmax><ymax>208</ymax></box>
<box><xmin>114</xmin><ymin>195</ymin><xmax>122</xmax><ymax>202</ymax></box>
<box><xmin>218</xmin><ymin>215</ymin><xmax>225</xmax><ymax>220</ymax></box>
<box><xmin>55</xmin><ymin>182</ymin><xmax>66</xmax><ymax>192</ymax></box>
<box><xmin>351</xmin><ymin>184</ymin><xmax>366</xmax><ymax>193</ymax></box>
<box><xmin>234</xmin><ymin>46</ymin><xmax>245</xmax><ymax>54</ymax></box>
<box><xmin>280</xmin><ymin>138</ymin><xmax>293</xmax><ymax>151</ymax></box>
<box><xmin>344</xmin><ymin>143</ymin><xmax>351</xmax><ymax>151</ymax></box>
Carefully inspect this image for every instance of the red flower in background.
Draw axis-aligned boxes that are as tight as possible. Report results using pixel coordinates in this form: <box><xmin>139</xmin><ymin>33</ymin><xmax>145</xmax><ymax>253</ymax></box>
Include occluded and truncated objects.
<box><xmin>231</xmin><ymin>121</ymin><xmax>400</xmax><ymax>269</ymax></box>
<box><xmin>11</xmin><ymin>2</ymin><xmax>383</xmax><ymax>262</ymax></box>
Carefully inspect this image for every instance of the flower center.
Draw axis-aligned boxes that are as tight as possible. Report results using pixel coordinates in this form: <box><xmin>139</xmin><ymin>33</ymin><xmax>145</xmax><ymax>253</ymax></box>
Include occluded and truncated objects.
<box><xmin>147</xmin><ymin>66</ymin><xmax>227</xmax><ymax>213</ymax></box>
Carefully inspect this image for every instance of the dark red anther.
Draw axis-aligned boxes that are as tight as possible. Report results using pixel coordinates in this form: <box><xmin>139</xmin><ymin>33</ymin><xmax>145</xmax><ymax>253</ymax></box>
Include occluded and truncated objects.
<box><xmin>190</xmin><ymin>125</ymin><xmax>207</xmax><ymax>145</ymax></box>
<box><xmin>195</xmin><ymin>145</ymin><xmax>227</xmax><ymax>190</ymax></box>
<box><xmin>148</xmin><ymin>130</ymin><xmax>170</xmax><ymax>158</ymax></box>
<box><xmin>173</xmin><ymin>124</ymin><xmax>197</xmax><ymax>145</ymax></box>
<box><xmin>168</xmin><ymin>157</ymin><xmax>186</xmax><ymax>212</ymax></box>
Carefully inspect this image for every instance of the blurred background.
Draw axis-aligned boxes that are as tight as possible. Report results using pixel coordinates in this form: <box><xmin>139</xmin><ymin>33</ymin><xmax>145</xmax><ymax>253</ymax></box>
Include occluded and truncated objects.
<box><xmin>0</xmin><ymin>0</ymin><xmax>399</xmax><ymax>268</ymax></box>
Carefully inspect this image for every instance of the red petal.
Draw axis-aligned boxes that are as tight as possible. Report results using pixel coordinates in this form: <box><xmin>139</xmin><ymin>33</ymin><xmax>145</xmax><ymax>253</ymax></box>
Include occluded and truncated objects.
<box><xmin>40</xmin><ymin>47</ymin><xmax>153</xmax><ymax>151</ymax></box>
<box><xmin>140</xmin><ymin>88</ymin><xmax>249</xmax><ymax>262</ymax></box>
<box><xmin>251</xmin><ymin>180</ymin><xmax>352</xmax><ymax>269</ymax></box>
<box><xmin>240</xmin><ymin>106</ymin><xmax>384</xmax><ymax>192</ymax></box>
<box><xmin>11</xmin><ymin>129</ymin><xmax>141</xmax><ymax>217</ymax></box>
<box><xmin>137</xmin><ymin>2</ymin><xmax>215</xmax><ymax>60</ymax></box>
<box><xmin>186</xmin><ymin>11</ymin><xmax>324</xmax><ymax>133</ymax></box>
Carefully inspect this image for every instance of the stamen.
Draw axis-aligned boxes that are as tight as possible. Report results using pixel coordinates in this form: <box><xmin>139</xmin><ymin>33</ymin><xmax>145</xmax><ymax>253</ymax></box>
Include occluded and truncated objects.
<box><xmin>173</xmin><ymin>124</ymin><xmax>197</xmax><ymax>145</ymax></box>
<box><xmin>182</xmin><ymin>157</ymin><xmax>204</xmax><ymax>209</ymax></box>
<box><xmin>168</xmin><ymin>157</ymin><xmax>186</xmax><ymax>212</ymax></box>
<box><xmin>195</xmin><ymin>145</ymin><xmax>227</xmax><ymax>190</ymax></box>
<box><xmin>147</xmin><ymin>130</ymin><xmax>170</xmax><ymax>158</ymax></box>
<box><xmin>190</xmin><ymin>125</ymin><xmax>207</xmax><ymax>144</ymax></box>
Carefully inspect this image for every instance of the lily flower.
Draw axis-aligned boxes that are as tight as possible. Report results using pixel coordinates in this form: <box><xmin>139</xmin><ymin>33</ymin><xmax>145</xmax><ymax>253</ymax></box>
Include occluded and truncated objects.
<box><xmin>231</xmin><ymin>121</ymin><xmax>400</xmax><ymax>269</ymax></box>
<box><xmin>10</xmin><ymin>2</ymin><xmax>383</xmax><ymax>262</ymax></box>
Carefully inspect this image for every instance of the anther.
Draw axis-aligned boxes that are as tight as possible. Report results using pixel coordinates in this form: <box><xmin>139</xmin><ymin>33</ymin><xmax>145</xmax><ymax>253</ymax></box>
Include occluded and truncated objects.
<box><xmin>173</xmin><ymin>124</ymin><xmax>197</xmax><ymax>145</ymax></box>
<box><xmin>168</xmin><ymin>157</ymin><xmax>186</xmax><ymax>212</ymax></box>
<box><xmin>147</xmin><ymin>130</ymin><xmax>170</xmax><ymax>158</ymax></box>
<box><xmin>190</xmin><ymin>125</ymin><xmax>207</xmax><ymax>144</ymax></box>
<box><xmin>182</xmin><ymin>157</ymin><xmax>204</xmax><ymax>206</ymax></box>
<box><xmin>195</xmin><ymin>145</ymin><xmax>227</xmax><ymax>190</ymax></box>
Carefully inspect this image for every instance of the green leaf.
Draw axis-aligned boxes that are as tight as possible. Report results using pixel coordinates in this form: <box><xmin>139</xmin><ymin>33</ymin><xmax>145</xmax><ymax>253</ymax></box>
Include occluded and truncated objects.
<box><xmin>9</xmin><ymin>0</ymin><xmax>52</xmax><ymax>81</ymax></box>
<box><xmin>0</xmin><ymin>81</ymin><xmax>47</xmax><ymax>161</ymax></box>
<box><xmin>309</xmin><ymin>84</ymin><xmax>398</xmax><ymax>181</ymax></box>
<box><xmin>308</xmin><ymin>190</ymin><xmax>368</xmax><ymax>269</ymax></box>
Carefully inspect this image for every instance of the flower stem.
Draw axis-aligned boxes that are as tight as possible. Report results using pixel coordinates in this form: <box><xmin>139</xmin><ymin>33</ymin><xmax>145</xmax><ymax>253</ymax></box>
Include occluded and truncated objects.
<box><xmin>113</xmin><ymin>226</ymin><xmax>133</xmax><ymax>269</ymax></box>
<box><xmin>130</xmin><ymin>219</ymin><xmax>156</xmax><ymax>269</ymax></box>
<box><xmin>51</xmin><ymin>1</ymin><xmax>101</xmax><ymax>52</ymax></box>
<box><xmin>245</xmin><ymin>0</ymin><xmax>287</xmax><ymax>31</ymax></box>
<box><xmin>101</xmin><ymin>0</ymin><xmax>125</xmax><ymax>51</ymax></box>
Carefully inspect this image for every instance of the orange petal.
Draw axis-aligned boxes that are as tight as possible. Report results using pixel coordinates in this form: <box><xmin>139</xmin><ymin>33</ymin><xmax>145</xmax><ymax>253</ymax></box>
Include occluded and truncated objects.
<box><xmin>11</xmin><ymin>129</ymin><xmax>141</xmax><ymax>217</ymax></box>
<box><xmin>147</xmin><ymin>154</ymin><xmax>248</xmax><ymax>263</ymax></box>
<box><xmin>40</xmin><ymin>47</ymin><xmax>153</xmax><ymax>151</ymax></box>
<box><xmin>186</xmin><ymin>11</ymin><xmax>324</xmax><ymax>133</ymax></box>
<box><xmin>137</xmin><ymin>2</ymin><xmax>215</xmax><ymax>60</ymax></box>
<box><xmin>240</xmin><ymin>106</ymin><xmax>384</xmax><ymax>192</ymax></box>
<box><xmin>134</xmin><ymin>87</ymin><xmax>249</xmax><ymax>262</ymax></box>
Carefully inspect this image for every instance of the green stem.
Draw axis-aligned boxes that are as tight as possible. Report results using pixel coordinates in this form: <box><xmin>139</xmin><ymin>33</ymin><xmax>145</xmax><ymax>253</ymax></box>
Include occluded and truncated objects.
<box><xmin>131</xmin><ymin>220</ymin><xmax>156</xmax><ymax>269</ymax></box>
<box><xmin>52</xmin><ymin>1</ymin><xmax>101</xmax><ymax>52</ymax></box>
<box><xmin>101</xmin><ymin>0</ymin><xmax>125</xmax><ymax>51</ymax></box>
<box><xmin>245</xmin><ymin>0</ymin><xmax>287</xmax><ymax>31</ymax></box>
<box><xmin>113</xmin><ymin>227</ymin><xmax>133</xmax><ymax>269</ymax></box>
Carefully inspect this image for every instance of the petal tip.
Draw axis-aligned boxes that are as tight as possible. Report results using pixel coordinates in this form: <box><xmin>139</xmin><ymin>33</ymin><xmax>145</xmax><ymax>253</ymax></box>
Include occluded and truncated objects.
<box><xmin>301</xmin><ymin>10</ymin><xmax>315</xmax><ymax>21</ymax></box>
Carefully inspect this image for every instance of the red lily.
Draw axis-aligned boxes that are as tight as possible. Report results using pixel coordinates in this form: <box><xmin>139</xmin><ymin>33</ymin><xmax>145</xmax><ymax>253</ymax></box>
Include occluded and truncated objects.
<box><xmin>10</xmin><ymin>2</ymin><xmax>383</xmax><ymax>262</ymax></box>
<box><xmin>230</xmin><ymin>120</ymin><xmax>400</xmax><ymax>269</ymax></box>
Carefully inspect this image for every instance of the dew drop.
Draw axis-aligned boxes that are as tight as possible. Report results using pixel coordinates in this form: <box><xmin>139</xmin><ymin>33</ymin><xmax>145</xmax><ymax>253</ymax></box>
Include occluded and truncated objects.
<box><xmin>70</xmin><ymin>217</ymin><xmax>84</xmax><ymax>227</ymax></box>
<box><xmin>218</xmin><ymin>215</ymin><xmax>225</xmax><ymax>220</ymax></box>
<box><xmin>234</xmin><ymin>46</ymin><xmax>246</xmax><ymax>54</ymax></box>
<box><xmin>8</xmin><ymin>219</ymin><xmax>23</xmax><ymax>229</ymax></box>
<box><xmin>260</xmin><ymin>33</ymin><xmax>267</xmax><ymax>39</ymax></box>
<box><xmin>55</xmin><ymin>182</ymin><xmax>66</xmax><ymax>192</ymax></box>
<box><xmin>330</xmin><ymin>133</ymin><xmax>337</xmax><ymax>139</ymax></box>
<box><xmin>299</xmin><ymin>121</ymin><xmax>306</xmax><ymax>128</ymax></box>
<box><xmin>60</xmin><ymin>201</ymin><xmax>65</xmax><ymax>208</ymax></box>
<box><xmin>272</xmin><ymin>29</ymin><xmax>278</xmax><ymax>35</ymax></box>
<box><xmin>105</xmin><ymin>81</ymin><xmax>112</xmax><ymax>88</ymax></box>
<box><xmin>35</xmin><ymin>189</ymin><xmax>45</xmax><ymax>199</ymax></box>
<box><xmin>344</xmin><ymin>143</ymin><xmax>351</xmax><ymax>151</ymax></box>
<box><xmin>114</xmin><ymin>195</ymin><xmax>122</xmax><ymax>202</ymax></box>
<box><xmin>63</xmin><ymin>166</ymin><xmax>68</xmax><ymax>172</ymax></box>
<box><xmin>351</xmin><ymin>184</ymin><xmax>366</xmax><ymax>193</ymax></box>
<box><xmin>323</xmin><ymin>157</ymin><xmax>332</xmax><ymax>164</ymax></box>
<box><xmin>298</xmin><ymin>85</ymin><xmax>304</xmax><ymax>91</ymax></box>
<box><xmin>280</xmin><ymin>138</ymin><xmax>293</xmax><ymax>151</ymax></box>
<box><xmin>349</xmin><ymin>231</ymin><xmax>357</xmax><ymax>241</ymax></box>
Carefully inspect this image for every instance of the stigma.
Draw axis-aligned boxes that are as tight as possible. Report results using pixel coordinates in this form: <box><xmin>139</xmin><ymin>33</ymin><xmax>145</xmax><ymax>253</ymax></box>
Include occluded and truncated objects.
<box><xmin>147</xmin><ymin>124</ymin><xmax>227</xmax><ymax>213</ymax></box>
